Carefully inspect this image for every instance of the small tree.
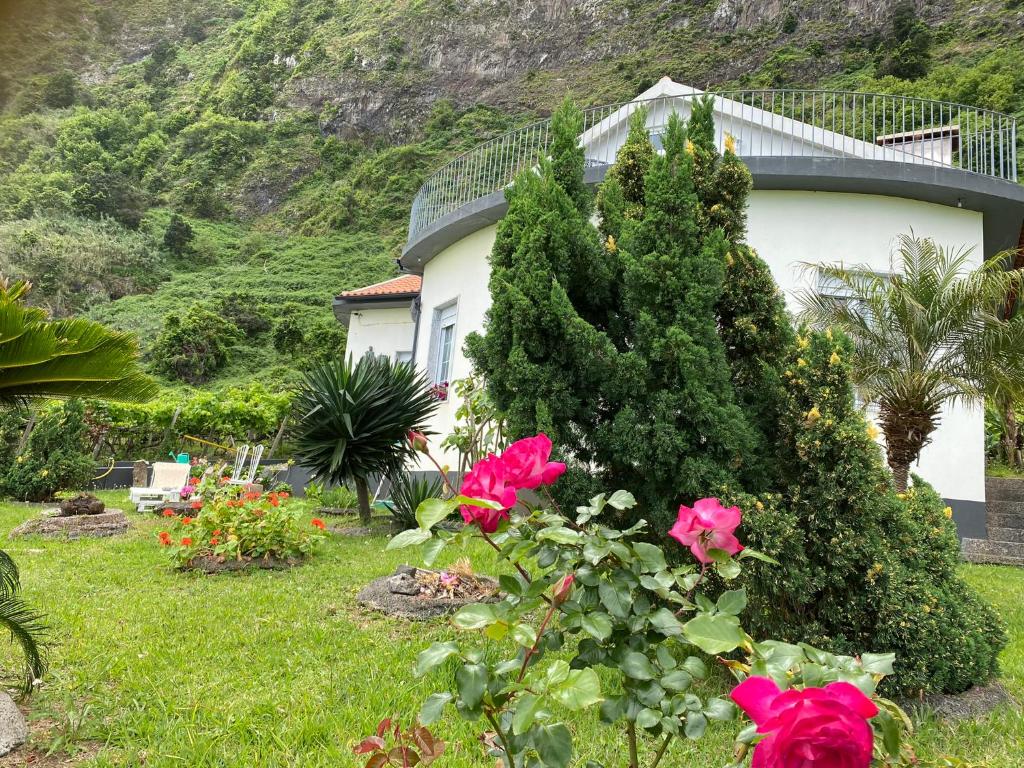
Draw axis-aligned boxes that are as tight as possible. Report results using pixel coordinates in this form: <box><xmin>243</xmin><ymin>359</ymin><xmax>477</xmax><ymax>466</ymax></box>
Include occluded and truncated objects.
<box><xmin>163</xmin><ymin>213</ymin><xmax>195</xmax><ymax>255</ymax></box>
<box><xmin>150</xmin><ymin>305</ymin><xmax>241</xmax><ymax>385</ymax></box>
<box><xmin>290</xmin><ymin>356</ymin><xmax>438</xmax><ymax>524</ymax></box>
<box><xmin>798</xmin><ymin>234</ymin><xmax>1024</xmax><ymax>490</ymax></box>
<box><xmin>2</xmin><ymin>400</ymin><xmax>94</xmax><ymax>502</ymax></box>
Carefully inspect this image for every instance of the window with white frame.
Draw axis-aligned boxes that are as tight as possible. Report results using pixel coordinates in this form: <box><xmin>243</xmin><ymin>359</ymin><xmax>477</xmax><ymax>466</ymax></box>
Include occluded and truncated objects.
<box><xmin>428</xmin><ymin>301</ymin><xmax>458</xmax><ymax>385</ymax></box>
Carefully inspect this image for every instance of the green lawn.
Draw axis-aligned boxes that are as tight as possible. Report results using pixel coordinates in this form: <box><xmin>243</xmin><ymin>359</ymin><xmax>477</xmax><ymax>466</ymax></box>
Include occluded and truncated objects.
<box><xmin>0</xmin><ymin>492</ymin><xmax>1021</xmax><ymax>767</ymax></box>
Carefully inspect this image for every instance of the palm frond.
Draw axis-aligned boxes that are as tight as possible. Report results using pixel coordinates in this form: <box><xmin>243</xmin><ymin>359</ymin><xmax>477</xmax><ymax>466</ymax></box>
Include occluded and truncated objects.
<box><xmin>0</xmin><ymin>594</ymin><xmax>47</xmax><ymax>694</ymax></box>
<box><xmin>0</xmin><ymin>551</ymin><xmax>21</xmax><ymax>600</ymax></box>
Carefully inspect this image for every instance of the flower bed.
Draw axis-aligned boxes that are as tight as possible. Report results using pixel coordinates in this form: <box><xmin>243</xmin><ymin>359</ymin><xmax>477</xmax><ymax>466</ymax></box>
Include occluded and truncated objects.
<box><xmin>157</xmin><ymin>488</ymin><xmax>326</xmax><ymax>570</ymax></box>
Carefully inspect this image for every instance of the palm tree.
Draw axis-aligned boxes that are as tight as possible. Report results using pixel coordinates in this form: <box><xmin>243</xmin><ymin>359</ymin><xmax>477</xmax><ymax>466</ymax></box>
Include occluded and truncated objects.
<box><xmin>798</xmin><ymin>233</ymin><xmax>1024</xmax><ymax>491</ymax></box>
<box><xmin>0</xmin><ymin>279</ymin><xmax>157</xmax><ymax>403</ymax></box>
<box><xmin>291</xmin><ymin>355</ymin><xmax>439</xmax><ymax>524</ymax></box>
<box><xmin>0</xmin><ymin>278</ymin><xmax>157</xmax><ymax>691</ymax></box>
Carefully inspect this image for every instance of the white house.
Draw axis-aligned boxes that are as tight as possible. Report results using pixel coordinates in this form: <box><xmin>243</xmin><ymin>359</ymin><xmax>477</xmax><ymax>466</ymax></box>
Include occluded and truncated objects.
<box><xmin>335</xmin><ymin>77</ymin><xmax>1024</xmax><ymax>541</ymax></box>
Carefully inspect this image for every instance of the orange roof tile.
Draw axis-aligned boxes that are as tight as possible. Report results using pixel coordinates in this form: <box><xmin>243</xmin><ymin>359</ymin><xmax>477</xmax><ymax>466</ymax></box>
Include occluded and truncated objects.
<box><xmin>338</xmin><ymin>274</ymin><xmax>421</xmax><ymax>299</ymax></box>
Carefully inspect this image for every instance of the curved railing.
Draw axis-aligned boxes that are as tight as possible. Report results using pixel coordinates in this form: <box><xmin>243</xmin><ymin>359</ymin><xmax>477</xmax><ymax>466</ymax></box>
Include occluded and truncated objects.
<box><xmin>407</xmin><ymin>89</ymin><xmax>1018</xmax><ymax>245</ymax></box>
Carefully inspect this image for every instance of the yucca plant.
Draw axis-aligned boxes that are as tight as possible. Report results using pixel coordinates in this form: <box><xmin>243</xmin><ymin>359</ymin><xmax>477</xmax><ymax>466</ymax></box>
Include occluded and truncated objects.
<box><xmin>291</xmin><ymin>356</ymin><xmax>439</xmax><ymax>524</ymax></box>
<box><xmin>798</xmin><ymin>234</ymin><xmax>1024</xmax><ymax>490</ymax></box>
<box><xmin>386</xmin><ymin>470</ymin><xmax>446</xmax><ymax>531</ymax></box>
<box><xmin>0</xmin><ymin>278</ymin><xmax>157</xmax><ymax>692</ymax></box>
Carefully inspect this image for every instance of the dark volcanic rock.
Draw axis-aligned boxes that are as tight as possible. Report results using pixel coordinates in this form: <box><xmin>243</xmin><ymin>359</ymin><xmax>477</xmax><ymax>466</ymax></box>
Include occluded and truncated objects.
<box><xmin>57</xmin><ymin>494</ymin><xmax>105</xmax><ymax>516</ymax></box>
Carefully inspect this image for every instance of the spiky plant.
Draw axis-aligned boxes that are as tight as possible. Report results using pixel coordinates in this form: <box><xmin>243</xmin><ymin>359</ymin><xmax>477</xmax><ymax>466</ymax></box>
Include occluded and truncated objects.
<box><xmin>798</xmin><ymin>234</ymin><xmax>1024</xmax><ymax>490</ymax></box>
<box><xmin>291</xmin><ymin>356</ymin><xmax>439</xmax><ymax>524</ymax></box>
<box><xmin>386</xmin><ymin>470</ymin><xmax>446</xmax><ymax>531</ymax></box>
<box><xmin>0</xmin><ymin>550</ymin><xmax>46</xmax><ymax>693</ymax></box>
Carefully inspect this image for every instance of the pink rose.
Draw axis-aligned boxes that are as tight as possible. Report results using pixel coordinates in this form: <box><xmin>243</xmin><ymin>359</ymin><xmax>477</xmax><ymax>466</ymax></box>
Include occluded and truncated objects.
<box><xmin>459</xmin><ymin>454</ymin><xmax>518</xmax><ymax>533</ymax></box>
<box><xmin>668</xmin><ymin>497</ymin><xmax>743</xmax><ymax>563</ymax></box>
<box><xmin>731</xmin><ymin>676</ymin><xmax>878</xmax><ymax>768</ymax></box>
<box><xmin>500</xmin><ymin>434</ymin><xmax>566</xmax><ymax>490</ymax></box>
<box><xmin>552</xmin><ymin>573</ymin><xmax>575</xmax><ymax>605</ymax></box>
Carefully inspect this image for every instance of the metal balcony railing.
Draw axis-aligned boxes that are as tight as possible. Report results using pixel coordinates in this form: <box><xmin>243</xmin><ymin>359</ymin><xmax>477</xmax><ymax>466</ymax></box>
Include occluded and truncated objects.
<box><xmin>407</xmin><ymin>89</ymin><xmax>1018</xmax><ymax>245</ymax></box>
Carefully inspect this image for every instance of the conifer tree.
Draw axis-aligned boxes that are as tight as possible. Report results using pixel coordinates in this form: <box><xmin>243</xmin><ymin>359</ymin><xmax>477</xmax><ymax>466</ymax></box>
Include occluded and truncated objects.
<box><xmin>598</xmin><ymin>112</ymin><xmax>755</xmax><ymax>528</ymax></box>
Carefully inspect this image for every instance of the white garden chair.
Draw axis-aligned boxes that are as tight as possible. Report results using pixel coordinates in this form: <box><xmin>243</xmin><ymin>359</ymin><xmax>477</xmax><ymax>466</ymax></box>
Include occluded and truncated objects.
<box><xmin>227</xmin><ymin>444</ymin><xmax>264</xmax><ymax>485</ymax></box>
<box><xmin>129</xmin><ymin>462</ymin><xmax>191</xmax><ymax>512</ymax></box>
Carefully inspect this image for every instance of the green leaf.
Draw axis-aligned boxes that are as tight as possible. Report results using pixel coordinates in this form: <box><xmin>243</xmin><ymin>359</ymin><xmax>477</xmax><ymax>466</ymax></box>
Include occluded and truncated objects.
<box><xmin>598</xmin><ymin>580</ymin><xmax>631</xmax><ymax>619</ymax></box>
<box><xmin>419</xmin><ymin>693</ymin><xmax>452</xmax><ymax>725</ymax></box>
<box><xmin>545</xmin><ymin>659</ymin><xmax>571</xmax><ymax>687</ymax></box>
<box><xmin>632</xmin><ymin>542</ymin><xmax>667</xmax><ymax>573</ymax></box>
<box><xmin>661</xmin><ymin>670</ymin><xmax>692</xmax><ymax>692</ymax></box>
<box><xmin>737</xmin><ymin>548</ymin><xmax>780</xmax><ymax>565</ymax></box>
<box><xmin>635</xmin><ymin>708</ymin><xmax>660</xmax><ymax>729</ymax></box>
<box><xmin>550</xmin><ymin>668</ymin><xmax>602</xmax><ymax>710</ymax></box>
<box><xmin>415</xmin><ymin>642</ymin><xmax>459</xmax><ymax>676</ymax></box>
<box><xmin>581</xmin><ymin>612</ymin><xmax>613</xmax><ymax>642</ymax></box>
<box><xmin>620</xmin><ymin>651</ymin><xmax>657</xmax><ymax>681</ymax></box>
<box><xmin>648</xmin><ymin>607</ymin><xmax>684</xmax><ymax>636</ymax></box>
<box><xmin>536</xmin><ymin>527</ymin><xmax>581</xmax><ymax>544</ymax></box>
<box><xmin>683</xmin><ymin>613</ymin><xmax>745</xmax><ymax>655</ymax></box>
<box><xmin>716</xmin><ymin>588</ymin><xmax>747</xmax><ymax>616</ymax></box>
<box><xmin>704</xmin><ymin>698</ymin><xmax>735</xmax><ymax>721</ymax></box>
<box><xmin>682</xmin><ymin>656</ymin><xmax>707</xmax><ymax>679</ymax></box>
<box><xmin>451</xmin><ymin>603</ymin><xmax>497</xmax><ymax>630</ymax></box>
<box><xmin>416</xmin><ymin>497</ymin><xmax>456</xmax><ymax>530</ymax></box>
<box><xmin>861</xmin><ymin>652</ymin><xmax>896</xmax><ymax>675</ymax></box>
<box><xmin>422</xmin><ymin>536</ymin><xmax>447</xmax><ymax>566</ymax></box>
<box><xmin>454</xmin><ymin>494</ymin><xmax>501</xmax><ymax>509</ymax></box>
<box><xmin>513</xmin><ymin>692</ymin><xmax>543</xmax><ymax>735</ymax></box>
<box><xmin>876</xmin><ymin>709</ymin><xmax>901</xmax><ymax>756</ymax></box>
<box><xmin>386</xmin><ymin>528</ymin><xmax>432</xmax><ymax>550</ymax></box>
<box><xmin>607</xmin><ymin>490</ymin><xmax>636</xmax><ymax>509</ymax></box>
<box><xmin>498</xmin><ymin>574</ymin><xmax>523</xmax><ymax>596</ymax></box>
<box><xmin>684</xmin><ymin>711</ymin><xmax>707</xmax><ymax>739</ymax></box>
<box><xmin>512</xmin><ymin>622</ymin><xmax>538</xmax><ymax>648</ymax></box>
<box><xmin>533</xmin><ymin>723</ymin><xmax>573</xmax><ymax>768</ymax></box>
<box><xmin>456</xmin><ymin>664</ymin><xmax>487</xmax><ymax>709</ymax></box>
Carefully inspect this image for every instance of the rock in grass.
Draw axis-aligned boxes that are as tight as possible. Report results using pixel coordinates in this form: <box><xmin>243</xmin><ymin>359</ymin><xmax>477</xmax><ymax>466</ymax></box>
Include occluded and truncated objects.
<box><xmin>0</xmin><ymin>692</ymin><xmax>27</xmax><ymax>756</ymax></box>
<box><xmin>9</xmin><ymin>509</ymin><xmax>129</xmax><ymax>540</ymax></box>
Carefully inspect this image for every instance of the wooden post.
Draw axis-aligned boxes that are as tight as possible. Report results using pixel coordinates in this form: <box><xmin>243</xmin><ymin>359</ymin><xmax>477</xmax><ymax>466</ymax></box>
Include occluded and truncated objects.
<box><xmin>269</xmin><ymin>417</ymin><xmax>288</xmax><ymax>458</ymax></box>
<box><xmin>16</xmin><ymin>412</ymin><xmax>35</xmax><ymax>454</ymax></box>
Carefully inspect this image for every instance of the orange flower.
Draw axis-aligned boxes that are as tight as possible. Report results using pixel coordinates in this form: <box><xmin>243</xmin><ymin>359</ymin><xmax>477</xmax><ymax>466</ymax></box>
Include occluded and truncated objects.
<box><xmin>158</xmin><ymin>531</ymin><xmax>172</xmax><ymax>546</ymax></box>
<box><xmin>181</xmin><ymin>537</ymin><xmax>193</xmax><ymax>547</ymax></box>
<box><xmin>244</xmin><ymin>492</ymin><xmax>260</xmax><ymax>502</ymax></box>
<box><xmin>311</xmin><ymin>518</ymin><xmax>325</xmax><ymax>530</ymax></box>
<box><xmin>189</xmin><ymin>477</ymin><xmax>200</xmax><ymax>486</ymax></box>
<box><xmin>268</xmin><ymin>493</ymin><xmax>280</xmax><ymax>507</ymax></box>
<box><xmin>190</xmin><ymin>501</ymin><xmax>203</xmax><ymax>510</ymax></box>
<box><xmin>212</xmin><ymin>529</ymin><xmax>222</xmax><ymax>536</ymax></box>
<box><xmin>279</xmin><ymin>492</ymin><xmax>290</xmax><ymax>499</ymax></box>
<box><xmin>162</xmin><ymin>509</ymin><xmax>174</xmax><ymax>517</ymax></box>
<box><xmin>182</xmin><ymin>516</ymin><xmax>193</xmax><ymax>525</ymax></box>
<box><xmin>220</xmin><ymin>476</ymin><xmax>230</xmax><ymax>485</ymax></box>
<box><xmin>210</xmin><ymin>537</ymin><xmax>220</xmax><ymax>546</ymax></box>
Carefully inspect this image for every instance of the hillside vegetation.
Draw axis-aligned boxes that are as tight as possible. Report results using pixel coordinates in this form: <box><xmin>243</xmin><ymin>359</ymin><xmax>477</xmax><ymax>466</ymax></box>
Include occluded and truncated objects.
<box><xmin>0</xmin><ymin>0</ymin><xmax>1023</xmax><ymax>390</ymax></box>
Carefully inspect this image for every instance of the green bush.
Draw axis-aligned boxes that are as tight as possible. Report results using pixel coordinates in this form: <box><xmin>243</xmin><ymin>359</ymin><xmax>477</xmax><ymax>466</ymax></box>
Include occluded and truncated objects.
<box><xmin>386</xmin><ymin>471</ymin><xmax>445</xmax><ymax>530</ymax></box>
<box><xmin>2</xmin><ymin>400</ymin><xmax>95</xmax><ymax>502</ymax></box>
<box><xmin>149</xmin><ymin>304</ymin><xmax>242</xmax><ymax>384</ymax></box>
<box><xmin>738</xmin><ymin>331</ymin><xmax>1005</xmax><ymax>695</ymax></box>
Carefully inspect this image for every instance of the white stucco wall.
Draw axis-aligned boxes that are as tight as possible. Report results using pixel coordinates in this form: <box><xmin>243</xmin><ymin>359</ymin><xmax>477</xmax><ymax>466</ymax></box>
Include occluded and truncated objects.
<box><xmin>406</xmin><ymin>191</ymin><xmax>986</xmax><ymax>502</ymax></box>
<box><xmin>344</xmin><ymin>306</ymin><xmax>416</xmax><ymax>362</ymax></box>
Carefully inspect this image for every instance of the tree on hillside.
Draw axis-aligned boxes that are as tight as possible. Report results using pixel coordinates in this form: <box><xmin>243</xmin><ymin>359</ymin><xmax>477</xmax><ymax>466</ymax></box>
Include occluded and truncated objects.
<box><xmin>798</xmin><ymin>234</ymin><xmax>1024</xmax><ymax>490</ymax></box>
<box><xmin>163</xmin><ymin>213</ymin><xmax>195</xmax><ymax>255</ymax></box>
<box><xmin>291</xmin><ymin>356</ymin><xmax>438</xmax><ymax>524</ymax></box>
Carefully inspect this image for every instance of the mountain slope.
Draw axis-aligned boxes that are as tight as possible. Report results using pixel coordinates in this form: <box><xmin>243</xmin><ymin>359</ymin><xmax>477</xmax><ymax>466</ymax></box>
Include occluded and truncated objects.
<box><xmin>0</xmin><ymin>0</ymin><xmax>1022</xmax><ymax>390</ymax></box>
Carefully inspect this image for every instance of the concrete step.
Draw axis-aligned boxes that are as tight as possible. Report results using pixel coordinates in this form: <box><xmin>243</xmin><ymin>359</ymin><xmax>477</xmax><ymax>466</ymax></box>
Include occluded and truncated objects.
<box><xmin>986</xmin><ymin>500</ymin><xmax>1024</xmax><ymax>519</ymax></box>
<box><xmin>985</xmin><ymin>477</ymin><xmax>1024</xmax><ymax>503</ymax></box>
<box><xmin>987</xmin><ymin>527</ymin><xmax>1024</xmax><ymax>544</ymax></box>
<box><xmin>962</xmin><ymin>538</ymin><xmax>1024</xmax><ymax>566</ymax></box>
<box><xmin>987</xmin><ymin>511</ymin><xmax>1024</xmax><ymax>531</ymax></box>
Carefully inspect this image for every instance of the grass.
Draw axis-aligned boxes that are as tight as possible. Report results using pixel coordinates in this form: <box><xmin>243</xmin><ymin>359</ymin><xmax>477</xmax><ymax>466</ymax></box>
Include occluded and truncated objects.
<box><xmin>0</xmin><ymin>492</ymin><xmax>1021</xmax><ymax>766</ymax></box>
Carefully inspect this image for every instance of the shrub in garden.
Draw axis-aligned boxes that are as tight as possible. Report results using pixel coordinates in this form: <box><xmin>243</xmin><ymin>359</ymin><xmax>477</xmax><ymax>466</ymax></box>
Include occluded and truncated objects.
<box><xmin>149</xmin><ymin>304</ymin><xmax>242</xmax><ymax>384</ymax></box>
<box><xmin>291</xmin><ymin>355</ymin><xmax>438</xmax><ymax>524</ymax></box>
<box><xmin>2</xmin><ymin>400</ymin><xmax>95</xmax><ymax>502</ymax></box>
<box><xmin>739</xmin><ymin>330</ymin><xmax>1005</xmax><ymax>696</ymax></box>
<box><xmin>157</xmin><ymin>486</ymin><xmax>325</xmax><ymax>567</ymax></box>
<box><xmin>389</xmin><ymin>434</ymin><xmax>945</xmax><ymax>768</ymax></box>
<box><xmin>387</xmin><ymin>470</ymin><xmax>445</xmax><ymax>531</ymax></box>
<box><xmin>162</xmin><ymin>213</ymin><xmax>195</xmax><ymax>255</ymax></box>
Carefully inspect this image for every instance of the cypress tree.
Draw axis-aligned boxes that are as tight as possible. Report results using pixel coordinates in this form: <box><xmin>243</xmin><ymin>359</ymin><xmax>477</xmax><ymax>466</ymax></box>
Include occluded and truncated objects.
<box><xmin>597</xmin><ymin>112</ymin><xmax>755</xmax><ymax>528</ymax></box>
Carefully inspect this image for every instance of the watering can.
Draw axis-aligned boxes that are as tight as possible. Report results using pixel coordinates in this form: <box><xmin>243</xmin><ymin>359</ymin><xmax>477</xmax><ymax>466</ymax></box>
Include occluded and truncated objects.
<box><xmin>169</xmin><ymin>452</ymin><xmax>190</xmax><ymax>464</ymax></box>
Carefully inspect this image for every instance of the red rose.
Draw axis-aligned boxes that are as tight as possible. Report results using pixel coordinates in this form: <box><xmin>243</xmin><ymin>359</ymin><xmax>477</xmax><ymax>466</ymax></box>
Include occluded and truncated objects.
<box><xmin>669</xmin><ymin>498</ymin><xmax>743</xmax><ymax>563</ymax></box>
<box><xmin>459</xmin><ymin>454</ymin><xmax>518</xmax><ymax>533</ymax></box>
<box><xmin>731</xmin><ymin>677</ymin><xmax>878</xmax><ymax>768</ymax></box>
<box><xmin>407</xmin><ymin>430</ymin><xmax>429</xmax><ymax>453</ymax></box>
<box><xmin>552</xmin><ymin>573</ymin><xmax>575</xmax><ymax>605</ymax></box>
<box><xmin>500</xmin><ymin>434</ymin><xmax>566</xmax><ymax>490</ymax></box>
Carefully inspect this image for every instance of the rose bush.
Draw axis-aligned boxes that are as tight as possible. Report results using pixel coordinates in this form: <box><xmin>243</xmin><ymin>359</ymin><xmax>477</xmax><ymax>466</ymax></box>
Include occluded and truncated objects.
<box><xmin>386</xmin><ymin>434</ymin><xmax>957</xmax><ymax>768</ymax></box>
